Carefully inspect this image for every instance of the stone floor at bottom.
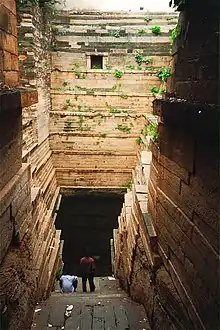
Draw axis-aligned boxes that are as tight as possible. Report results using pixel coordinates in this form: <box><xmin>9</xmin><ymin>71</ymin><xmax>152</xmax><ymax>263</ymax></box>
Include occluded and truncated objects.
<box><xmin>32</xmin><ymin>277</ymin><xmax>151</xmax><ymax>330</ymax></box>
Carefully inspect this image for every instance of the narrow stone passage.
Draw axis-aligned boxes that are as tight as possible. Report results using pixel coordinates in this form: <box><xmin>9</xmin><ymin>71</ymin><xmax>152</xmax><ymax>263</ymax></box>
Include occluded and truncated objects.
<box><xmin>31</xmin><ymin>277</ymin><xmax>150</xmax><ymax>330</ymax></box>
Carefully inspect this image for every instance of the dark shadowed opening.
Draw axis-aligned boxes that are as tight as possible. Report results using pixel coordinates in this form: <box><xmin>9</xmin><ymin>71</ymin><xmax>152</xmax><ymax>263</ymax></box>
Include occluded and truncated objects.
<box><xmin>91</xmin><ymin>55</ymin><xmax>103</xmax><ymax>69</ymax></box>
<box><xmin>55</xmin><ymin>189</ymin><xmax>124</xmax><ymax>276</ymax></box>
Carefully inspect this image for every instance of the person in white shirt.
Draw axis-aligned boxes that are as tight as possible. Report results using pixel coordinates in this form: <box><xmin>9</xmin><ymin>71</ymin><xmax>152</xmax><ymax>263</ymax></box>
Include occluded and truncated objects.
<box><xmin>59</xmin><ymin>274</ymin><xmax>78</xmax><ymax>293</ymax></box>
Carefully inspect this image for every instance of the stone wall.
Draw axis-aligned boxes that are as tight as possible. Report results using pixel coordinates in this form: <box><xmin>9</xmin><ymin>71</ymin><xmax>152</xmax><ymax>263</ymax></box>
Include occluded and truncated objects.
<box><xmin>0</xmin><ymin>2</ymin><xmax>61</xmax><ymax>329</ymax></box>
<box><xmin>17</xmin><ymin>1</ymin><xmax>61</xmax><ymax>295</ymax></box>
<box><xmin>51</xmin><ymin>11</ymin><xmax>178</xmax><ymax>188</ymax></box>
<box><xmin>148</xmin><ymin>99</ymin><xmax>219</xmax><ymax>329</ymax></box>
<box><xmin>0</xmin><ymin>0</ymin><xmax>18</xmax><ymax>87</ymax></box>
<box><xmin>114</xmin><ymin>3</ymin><xmax>219</xmax><ymax>330</ymax></box>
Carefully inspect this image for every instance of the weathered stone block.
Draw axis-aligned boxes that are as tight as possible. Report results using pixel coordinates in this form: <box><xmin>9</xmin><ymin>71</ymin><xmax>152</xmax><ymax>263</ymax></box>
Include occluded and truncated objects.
<box><xmin>0</xmin><ymin>29</ymin><xmax>17</xmax><ymax>54</ymax></box>
<box><xmin>3</xmin><ymin>70</ymin><xmax>19</xmax><ymax>86</ymax></box>
<box><xmin>180</xmin><ymin>180</ymin><xmax>219</xmax><ymax>231</ymax></box>
<box><xmin>192</xmin><ymin>212</ymin><xmax>219</xmax><ymax>253</ymax></box>
<box><xmin>1</xmin><ymin>0</ymin><xmax>16</xmax><ymax>14</ymax></box>
<box><xmin>159</xmin><ymin>153</ymin><xmax>190</xmax><ymax>184</ymax></box>
<box><xmin>157</xmin><ymin>163</ymin><xmax>181</xmax><ymax>207</ymax></box>
<box><xmin>0</xmin><ymin>207</ymin><xmax>13</xmax><ymax>263</ymax></box>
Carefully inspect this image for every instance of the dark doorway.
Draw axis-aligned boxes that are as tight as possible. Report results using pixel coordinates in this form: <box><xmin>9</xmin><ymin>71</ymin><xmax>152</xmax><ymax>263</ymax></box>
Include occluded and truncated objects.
<box><xmin>55</xmin><ymin>189</ymin><xmax>124</xmax><ymax>276</ymax></box>
<box><xmin>91</xmin><ymin>55</ymin><xmax>103</xmax><ymax>69</ymax></box>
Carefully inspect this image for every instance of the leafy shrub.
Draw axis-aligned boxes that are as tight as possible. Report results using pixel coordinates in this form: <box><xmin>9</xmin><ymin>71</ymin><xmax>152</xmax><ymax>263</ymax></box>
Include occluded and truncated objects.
<box><xmin>114</xmin><ymin>70</ymin><xmax>123</xmax><ymax>79</ymax></box>
<box><xmin>125</xmin><ymin>180</ymin><xmax>133</xmax><ymax>190</ymax></box>
<box><xmin>157</xmin><ymin>67</ymin><xmax>171</xmax><ymax>82</ymax></box>
<box><xmin>62</xmin><ymin>81</ymin><xmax>69</xmax><ymax>87</ymax></box>
<box><xmin>136</xmin><ymin>137</ymin><xmax>143</xmax><ymax>145</ymax></box>
<box><xmin>151</xmin><ymin>86</ymin><xmax>165</xmax><ymax>95</ymax></box>
<box><xmin>135</xmin><ymin>53</ymin><xmax>143</xmax><ymax>65</ymax></box>
<box><xmin>116</xmin><ymin>125</ymin><xmax>131</xmax><ymax>133</ymax></box>
<box><xmin>142</xmin><ymin>123</ymin><xmax>159</xmax><ymax>142</ymax></box>
<box><xmin>144</xmin><ymin>17</ymin><xmax>153</xmax><ymax>23</ymax></box>
<box><xmin>120</xmin><ymin>94</ymin><xmax>128</xmax><ymax>99</ymax></box>
<box><xmin>111</xmin><ymin>30</ymin><xmax>121</xmax><ymax>38</ymax></box>
<box><xmin>138</xmin><ymin>29</ymin><xmax>146</xmax><ymax>35</ymax></box>
<box><xmin>143</xmin><ymin>58</ymin><xmax>153</xmax><ymax>64</ymax></box>
<box><xmin>170</xmin><ymin>24</ymin><xmax>181</xmax><ymax>45</ymax></box>
<box><xmin>151</xmin><ymin>86</ymin><xmax>159</xmax><ymax>94</ymax></box>
<box><xmin>151</xmin><ymin>25</ymin><xmax>161</xmax><ymax>35</ymax></box>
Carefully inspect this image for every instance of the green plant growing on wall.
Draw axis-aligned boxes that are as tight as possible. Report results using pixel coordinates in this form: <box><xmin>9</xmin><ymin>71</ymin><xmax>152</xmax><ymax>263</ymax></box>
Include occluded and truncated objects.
<box><xmin>92</xmin><ymin>64</ymin><xmax>102</xmax><ymax>69</ymax></box>
<box><xmin>137</xmin><ymin>65</ymin><xmax>142</xmax><ymax>70</ymax></box>
<box><xmin>62</xmin><ymin>99</ymin><xmax>73</xmax><ymax>110</ymax></box>
<box><xmin>75</xmin><ymin>85</ymin><xmax>94</xmax><ymax>94</ymax></box>
<box><xmin>144</xmin><ymin>58</ymin><xmax>153</xmax><ymax>64</ymax></box>
<box><xmin>64</xmin><ymin>119</ymin><xmax>72</xmax><ymax>128</ymax></box>
<box><xmin>114</xmin><ymin>70</ymin><xmax>123</xmax><ymax>79</ymax></box>
<box><xmin>151</xmin><ymin>25</ymin><xmax>161</xmax><ymax>35</ymax></box>
<box><xmin>111</xmin><ymin>83</ymin><xmax>121</xmax><ymax>92</ymax></box>
<box><xmin>81</xmin><ymin>124</ymin><xmax>91</xmax><ymax>131</ymax></box>
<box><xmin>151</xmin><ymin>86</ymin><xmax>159</xmax><ymax>94</ymax></box>
<box><xmin>170</xmin><ymin>24</ymin><xmax>181</xmax><ymax>45</ymax></box>
<box><xmin>72</xmin><ymin>63</ymin><xmax>80</xmax><ymax>69</ymax></box>
<box><xmin>144</xmin><ymin>17</ymin><xmax>153</xmax><ymax>23</ymax></box>
<box><xmin>119</xmin><ymin>94</ymin><xmax>128</xmax><ymax>99</ymax></box>
<box><xmin>56</xmin><ymin>265</ymin><xmax>63</xmax><ymax>280</ymax></box>
<box><xmin>116</xmin><ymin>125</ymin><xmax>131</xmax><ymax>133</ymax></box>
<box><xmin>142</xmin><ymin>123</ymin><xmax>159</xmax><ymax>142</ymax></box>
<box><xmin>136</xmin><ymin>137</ymin><xmax>144</xmax><ymax>145</ymax></box>
<box><xmin>72</xmin><ymin>63</ymin><xmax>86</xmax><ymax>79</ymax></box>
<box><xmin>79</xmin><ymin>115</ymin><xmax>84</xmax><ymax>127</ymax></box>
<box><xmin>111</xmin><ymin>30</ymin><xmax>121</xmax><ymax>38</ymax></box>
<box><xmin>138</xmin><ymin>29</ymin><xmax>146</xmax><ymax>35</ymax></box>
<box><xmin>125</xmin><ymin>180</ymin><xmax>133</xmax><ymax>190</ymax></box>
<box><xmin>128</xmin><ymin>65</ymin><xmax>135</xmax><ymax>70</ymax></box>
<box><xmin>151</xmin><ymin>86</ymin><xmax>165</xmax><ymax>96</ymax></box>
<box><xmin>75</xmin><ymin>71</ymin><xmax>86</xmax><ymax>79</ymax></box>
<box><xmin>62</xmin><ymin>81</ymin><xmax>70</xmax><ymax>87</ymax></box>
<box><xmin>157</xmin><ymin>67</ymin><xmax>171</xmax><ymax>82</ymax></box>
<box><xmin>100</xmin><ymin>133</ymin><xmax>107</xmax><ymax>138</ymax></box>
<box><xmin>135</xmin><ymin>53</ymin><xmax>143</xmax><ymax>65</ymax></box>
<box><xmin>86</xmin><ymin>88</ymin><xmax>95</xmax><ymax>94</ymax></box>
<box><xmin>107</xmin><ymin>103</ymin><xmax>121</xmax><ymax>113</ymax></box>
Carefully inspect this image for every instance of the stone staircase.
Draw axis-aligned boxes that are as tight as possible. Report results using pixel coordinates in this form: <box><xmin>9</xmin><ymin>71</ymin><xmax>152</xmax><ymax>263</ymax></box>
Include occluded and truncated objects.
<box><xmin>31</xmin><ymin>277</ymin><xmax>151</xmax><ymax>330</ymax></box>
<box><xmin>113</xmin><ymin>136</ymin><xmax>161</xmax><ymax>288</ymax></box>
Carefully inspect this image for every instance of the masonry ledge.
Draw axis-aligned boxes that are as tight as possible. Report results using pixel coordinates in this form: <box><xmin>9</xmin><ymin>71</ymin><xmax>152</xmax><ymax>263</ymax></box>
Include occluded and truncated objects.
<box><xmin>50</xmin><ymin>132</ymin><xmax>140</xmax><ymax>138</ymax></box>
<box><xmin>20</xmin><ymin>87</ymin><xmax>38</xmax><ymax>107</ymax></box>
<box><xmin>153</xmin><ymin>98</ymin><xmax>219</xmax><ymax>133</ymax></box>
<box><xmin>50</xmin><ymin>110</ymin><xmax>142</xmax><ymax>117</ymax></box>
<box><xmin>52</xmin><ymin>68</ymin><xmax>159</xmax><ymax>75</ymax></box>
<box><xmin>55</xmin><ymin>168</ymin><xmax>132</xmax><ymax>173</ymax></box>
<box><xmin>52</xmin><ymin>149</ymin><xmax>135</xmax><ymax>156</ymax></box>
<box><xmin>0</xmin><ymin>163</ymin><xmax>30</xmax><ymax>216</ymax></box>
<box><xmin>60</xmin><ymin>186</ymin><xmax>126</xmax><ymax>194</ymax></box>
<box><xmin>51</xmin><ymin>90</ymin><xmax>153</xmax><ymax>97</ymax></box>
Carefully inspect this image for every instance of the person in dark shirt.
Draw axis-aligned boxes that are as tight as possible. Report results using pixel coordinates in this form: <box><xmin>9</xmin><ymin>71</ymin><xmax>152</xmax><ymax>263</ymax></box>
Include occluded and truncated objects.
<box><xmin>80</xmin><ymin>254</ymin><xmax>95</xmax><ymax>292</ymax></box>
